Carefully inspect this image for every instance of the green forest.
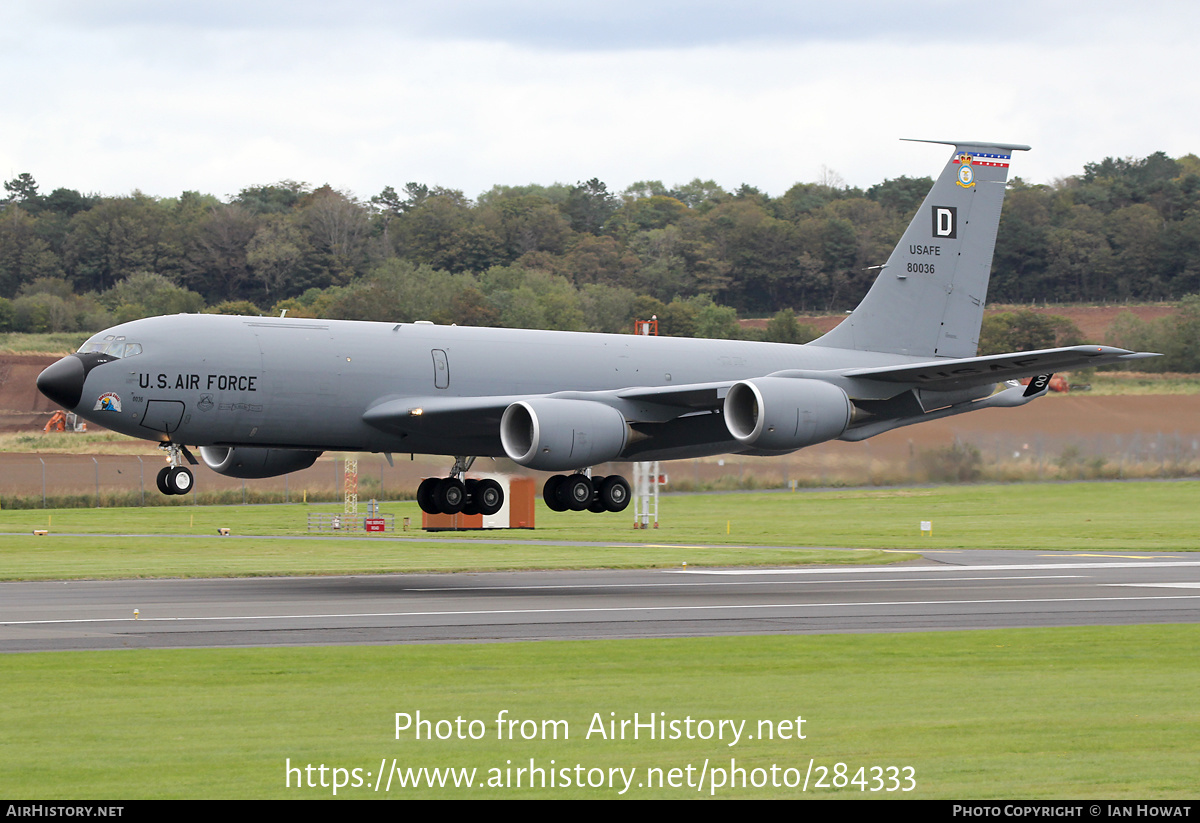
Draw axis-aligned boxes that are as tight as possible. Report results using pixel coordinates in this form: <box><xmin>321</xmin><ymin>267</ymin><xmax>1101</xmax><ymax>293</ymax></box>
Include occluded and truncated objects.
<box><xmin>1</xmin><ymin>150</ymin><xmax>1198</xmax><ymax>369</ymax></box>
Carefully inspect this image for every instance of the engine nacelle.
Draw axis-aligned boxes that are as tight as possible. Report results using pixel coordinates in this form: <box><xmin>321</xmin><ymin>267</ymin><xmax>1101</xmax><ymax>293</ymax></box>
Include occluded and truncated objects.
<box><xmin>199</xmin><ymin>446</ymin><xmax>322</xmax><ymax>479</ymax></box>
<box><xmin>500</xmin><ymin>398</ymin><xmax>628</xmax><ymax>472</ymax></box>
<box><xmin>723</xmin><ymin>377</ymin><xmax>852</xmax><ymax>453</ymax></box>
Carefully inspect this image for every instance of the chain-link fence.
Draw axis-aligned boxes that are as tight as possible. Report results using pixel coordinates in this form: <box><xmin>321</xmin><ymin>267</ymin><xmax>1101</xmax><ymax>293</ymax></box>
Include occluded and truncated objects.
<box><xmin>2</xmin><ymin>429</ymin><xmax>1197</xmax><ymax>509</ymax></box>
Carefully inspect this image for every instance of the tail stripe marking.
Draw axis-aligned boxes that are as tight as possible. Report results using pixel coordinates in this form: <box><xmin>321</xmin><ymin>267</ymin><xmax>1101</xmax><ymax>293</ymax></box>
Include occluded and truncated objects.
<box><xmin>954</xmin><ymin>152</ymin><xmax>1011</xmax><ymax>168</ymax></box>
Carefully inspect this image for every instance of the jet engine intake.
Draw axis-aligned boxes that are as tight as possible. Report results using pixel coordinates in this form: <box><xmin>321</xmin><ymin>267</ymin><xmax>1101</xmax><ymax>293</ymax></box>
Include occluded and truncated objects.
<box><xmin>500</xmin><ymin>398</ymin><xmax>628</xmax><ymax>472</ymax></box>
<box><xmin>199</xmin><ymin>446</ymin><xmax>322</xmax><ymax>479</ymax></box>
<box><xmin>723</xmin><ymin>377</ymin><xmax>852</xmax><ymax>453</ymax></box>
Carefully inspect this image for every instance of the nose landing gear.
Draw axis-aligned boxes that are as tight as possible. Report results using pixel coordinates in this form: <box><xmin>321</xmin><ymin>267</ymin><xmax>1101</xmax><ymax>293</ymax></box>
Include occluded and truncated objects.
<box><xmin>156</xmin><ymin>442</ymin><xmax>197</xmax><ymax>496</ymax></box>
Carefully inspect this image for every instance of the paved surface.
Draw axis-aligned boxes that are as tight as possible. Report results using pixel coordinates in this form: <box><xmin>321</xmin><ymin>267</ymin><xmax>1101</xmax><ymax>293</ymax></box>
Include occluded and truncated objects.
<box><xmin>3</xmin><ymin>550</ymin><xmax>1199</xmax><ymax>651</ymax></box>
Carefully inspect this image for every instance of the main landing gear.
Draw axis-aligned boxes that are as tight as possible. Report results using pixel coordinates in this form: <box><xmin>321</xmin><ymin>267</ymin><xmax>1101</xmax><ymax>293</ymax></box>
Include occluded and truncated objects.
<box><xmin>415</xmin><ymin>458</ymin><xmax>632</xmax><ymax>516</ymax></box>
<box><xmin>156</xmin><ymin>442</ymin><xmax>196</xmax><ymax>496</ymax></box>
<box><xmin>416</xmin><ymin>456</ymin><xmax>504</xmax><ymax>517</ymax></box>
<box><xmin>543</xmin><ymin>473</ymin><xmax>631</xmax><ymax>514</ymax></box>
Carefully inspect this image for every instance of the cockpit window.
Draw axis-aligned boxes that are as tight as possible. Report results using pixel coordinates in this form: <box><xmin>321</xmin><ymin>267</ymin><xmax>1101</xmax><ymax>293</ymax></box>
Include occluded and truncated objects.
<box><xmin>78</xmin><ymin>335</ymin><xmax>141</xmax><ymax>358</ymax></box>
<box><xmin>78</xmin><ymin>335</ymin><xmax>113</xmax><ymax>354</ymax></box>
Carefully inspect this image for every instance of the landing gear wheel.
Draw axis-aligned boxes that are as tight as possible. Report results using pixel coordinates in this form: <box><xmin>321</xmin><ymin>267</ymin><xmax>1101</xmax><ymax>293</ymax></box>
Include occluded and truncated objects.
<box><xmin>435</xmin><ymin>477</ymin><xmax>465</xmax><ymax>514</ymax></box>
<box><xmin>167</xmin><ymin>466</ymin><xmax>194</xmax><ymax>495</ymax></box>
<box><xmin>600</xmin><ymin>475</ymin><xmax>631</xmax><ymax>513</ymax></box>
<box><xmin>416</xmin><ymin>478</ymin><xmax>438</xmax><ymax>514</ymax></box>
<box><xmin>587</xmin><ymin>475</ymin><xmax>608</xmax><ymax>513</ymax></box>
<box><xmin>475</xmin><ymin>479</ymin><xmax>504</xmax><ymax>516</ymax></box>
<box><xmin>542</xmin><ymin>475</ymin><xmax>568</xmax><ymax>512</ymax></box>
<box><xmin>156</xmin><ymin>466</ymin><xmax>173</xmax><ymax>495</ymax></box>
<box><xmin>558</xmin><ymin>475</ymin><xmax>593</xmax><ymax>512</ymax></box>
<box><xmin>461</xmin><ymin>479</ymin><xmax>481</xmax><ymax>516</ymax></box>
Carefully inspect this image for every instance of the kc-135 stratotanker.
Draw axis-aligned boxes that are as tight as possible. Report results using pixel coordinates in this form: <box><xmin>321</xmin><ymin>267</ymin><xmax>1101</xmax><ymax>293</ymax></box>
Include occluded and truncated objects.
<box><xmin>37</xmin><ymin>140</ymin><xmax>1155</xmax><ymax>515</ymax></box>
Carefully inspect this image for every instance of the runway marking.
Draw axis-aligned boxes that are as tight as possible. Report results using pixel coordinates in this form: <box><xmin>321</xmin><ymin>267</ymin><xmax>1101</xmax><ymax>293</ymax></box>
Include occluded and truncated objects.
<box><xmin>1105</xmin><ymin>583</ymin><xmax>1200</xmax><ymax>589</ymax></box>
<box><xmin>0</xmin><ymin>533</ymin><xmax>853</xmax><ymax>552</ymax></box>
<box><xmin>1060</xmin><ymin>556</ymin><xmax>1171</xmax><ymax>563</ymax></box>
<box><xmin>678</xmin><ymin>561</ymin><xmax>1200</xmax><ymax>575</ymax></box>
<box><xmin>4</xmin><ymin>594</ymin><xmax>1200</xmax><ymax>627</ymax></box>
<box><xmin>639</xmin><ymin>544</ymin><xmax>761</xmax><ymax>550</ymax></box>
<box><xmin>403</xmin><ymin>575</ymin><xmax>1084</xmax><ymax>592</ymax></box>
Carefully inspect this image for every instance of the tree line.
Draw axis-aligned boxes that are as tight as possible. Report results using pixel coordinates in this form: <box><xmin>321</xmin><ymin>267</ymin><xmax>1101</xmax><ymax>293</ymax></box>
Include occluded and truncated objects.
<box><xmin>1</xmin><ymin>150</ymin><xmax>1198</xmax><ymax>354</ymax></box>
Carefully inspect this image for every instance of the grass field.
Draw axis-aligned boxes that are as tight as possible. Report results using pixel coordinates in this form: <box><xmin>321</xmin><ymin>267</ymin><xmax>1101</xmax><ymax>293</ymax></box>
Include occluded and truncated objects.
<box><xmin>0</xmin><ymin>331</ymin><xmax>87</xmax><ymax>355</ymax></box>
<box><xmin>0</xmin><ymin>430</ymin><xmax>146</xmax><ymax>454</ymax></box>
<box><xmin>1</xmin><ymin>481</ymin><xmax>1196</xmax><ymax>580</ymax></box>
<box><xmin>4</xmin><ymin>626</ymin><xmax>1197</xmax><ymax>799</ymax></box>
<box><xmin>3</xmin><ymin>482</ymin><xmax>1197</xmax><ymax>799</ymax></box>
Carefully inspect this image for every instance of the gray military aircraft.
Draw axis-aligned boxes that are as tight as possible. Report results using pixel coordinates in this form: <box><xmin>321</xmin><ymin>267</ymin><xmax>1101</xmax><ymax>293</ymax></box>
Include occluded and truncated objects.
<box><xmin>37</xmin><ymin>140</ymin><xmax>1154</xmax><ymax>515</ymax></box>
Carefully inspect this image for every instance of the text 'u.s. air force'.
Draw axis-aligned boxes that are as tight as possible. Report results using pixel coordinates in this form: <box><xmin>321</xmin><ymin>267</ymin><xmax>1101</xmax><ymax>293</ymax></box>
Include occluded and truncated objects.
<box><xmin>138</xmin><ymin>373</ymin><xmax>258</xmax><ymax>391</ymax></box>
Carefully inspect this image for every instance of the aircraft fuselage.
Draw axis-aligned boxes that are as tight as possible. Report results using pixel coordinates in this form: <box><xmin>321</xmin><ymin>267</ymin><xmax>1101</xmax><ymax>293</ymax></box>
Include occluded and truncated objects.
<box><xmin>53</xmin><ymin>313</ymin><xmax>922</xmax><ymax>461</ymax></box>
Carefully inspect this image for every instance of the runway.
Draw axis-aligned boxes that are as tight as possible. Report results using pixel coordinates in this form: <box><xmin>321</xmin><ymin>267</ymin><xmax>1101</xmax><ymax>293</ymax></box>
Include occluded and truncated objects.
<box><xmin>3</xmin><ymin>549</ymin><xmax>1200</xmax><ymax>651</ymax></box>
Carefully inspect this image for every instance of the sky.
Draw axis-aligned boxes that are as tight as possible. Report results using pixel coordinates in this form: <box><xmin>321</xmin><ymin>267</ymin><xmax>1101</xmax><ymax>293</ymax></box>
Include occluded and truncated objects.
<box><xmin>2</xmin><ymin>1</ymin><xmax>1197</xmax><ymax>203</ymax></box>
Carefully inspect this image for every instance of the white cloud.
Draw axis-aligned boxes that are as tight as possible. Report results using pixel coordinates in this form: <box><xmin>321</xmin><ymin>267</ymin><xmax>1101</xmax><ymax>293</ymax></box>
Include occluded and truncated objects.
<box><xmin>1</xmin><ymin>2</ymin><xmax>1196</xmax><ymax>200</ymax></box>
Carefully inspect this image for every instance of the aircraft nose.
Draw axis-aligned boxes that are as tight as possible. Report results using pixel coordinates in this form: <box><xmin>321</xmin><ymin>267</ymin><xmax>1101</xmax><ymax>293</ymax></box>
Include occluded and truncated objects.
<box><xmin>37</xmin><ymin>355</ymin><xmax>86</xmax><ymax>410</ymax></box>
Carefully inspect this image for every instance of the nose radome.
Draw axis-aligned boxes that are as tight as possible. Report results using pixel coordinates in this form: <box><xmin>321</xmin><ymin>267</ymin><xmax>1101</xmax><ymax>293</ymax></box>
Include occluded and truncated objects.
<box><xmin>37</xmin><ymin>355</ymin><xmax>86</xmax><ymax>410</ymax></box>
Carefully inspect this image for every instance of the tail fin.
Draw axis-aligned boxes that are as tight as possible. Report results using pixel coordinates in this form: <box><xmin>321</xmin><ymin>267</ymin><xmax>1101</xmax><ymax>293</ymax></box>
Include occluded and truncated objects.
<box><xmin>814</xmin><ymin>139</ymin><xmax>1030</xmax><ymax>359</ymax></box>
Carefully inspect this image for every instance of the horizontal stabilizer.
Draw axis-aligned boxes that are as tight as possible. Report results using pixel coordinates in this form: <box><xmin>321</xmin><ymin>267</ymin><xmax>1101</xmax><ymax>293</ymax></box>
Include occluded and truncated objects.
<box><xmin>842</xmin><ymin>346</ymin><xmax>1156</xmax><ymax>392</ymax></box>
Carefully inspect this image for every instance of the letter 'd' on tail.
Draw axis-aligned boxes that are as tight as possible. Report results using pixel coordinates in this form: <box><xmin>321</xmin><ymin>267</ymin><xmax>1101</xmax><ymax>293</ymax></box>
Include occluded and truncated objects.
<box><xmin>815</xmin><ymin>139</ymin><xmax>1031</xmax><ymax>359</ymax></box>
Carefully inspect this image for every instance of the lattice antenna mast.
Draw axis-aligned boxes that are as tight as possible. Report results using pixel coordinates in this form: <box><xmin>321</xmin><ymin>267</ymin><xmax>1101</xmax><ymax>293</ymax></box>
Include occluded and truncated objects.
<box><xmin>632</xmin><ymin>317</ymin><xmax>659</xmax><ymax>529</ymax></box>
<box><xmin>344</xmin><ymin>458</ymin><xmax>359</xmax><ymax>516</ymax></box>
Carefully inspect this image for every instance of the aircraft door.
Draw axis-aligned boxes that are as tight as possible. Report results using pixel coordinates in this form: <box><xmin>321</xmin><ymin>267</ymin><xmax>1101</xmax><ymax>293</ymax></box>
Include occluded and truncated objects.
<box><xmin>140</xmin><ymin>399</ymin><xmax>186</xmax><ymax>434</ymax></box>
<box><xmin>432</xmin><ymin>349</ymin><xmax>450</xmax><ymax>389</ymax></box>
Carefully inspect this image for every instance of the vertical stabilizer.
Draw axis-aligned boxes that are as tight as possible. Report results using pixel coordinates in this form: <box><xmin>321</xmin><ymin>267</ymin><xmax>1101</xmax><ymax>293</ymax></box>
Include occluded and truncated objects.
<box><xmin>814</xmin><ymin>140</ymin><xmax>1030</xmax><ymax>358</ymax></box>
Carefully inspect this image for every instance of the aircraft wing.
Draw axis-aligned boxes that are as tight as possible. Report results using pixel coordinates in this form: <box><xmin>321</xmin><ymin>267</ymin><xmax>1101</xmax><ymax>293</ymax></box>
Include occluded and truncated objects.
<box><xmin>363</xmin><ymin>394</ymin><xmax>518</xmax><ymax>436</ymax></box>
<box><xmin>362</xmin><ymin>345</ymin><xmax>1155</xmax><ymax>437</ymax></box>
<box><xmin>611</xmin><ymin>382</ymin><xmax>732</xmax><ymax>415</ymax></box>
<box><xmin>363</xmin><ymin>380</ymin><xmax>736</xmax><ymax>436</ymax></box>
<box><xmin>839</xmin><ymin>345</ymin><xmax>1157</xmax><ymax>392</ymax></box>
